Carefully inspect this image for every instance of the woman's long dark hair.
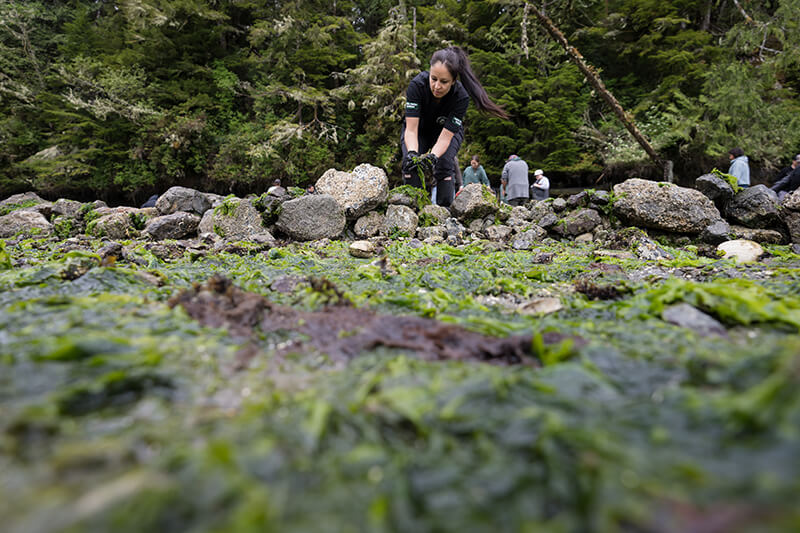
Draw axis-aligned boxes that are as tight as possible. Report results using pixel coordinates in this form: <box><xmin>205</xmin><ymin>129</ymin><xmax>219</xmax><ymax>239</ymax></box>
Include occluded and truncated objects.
<box><xmin>430</xmin><ymin>46</ymin><xmax>509</xmax><ymax>119</ymax></box>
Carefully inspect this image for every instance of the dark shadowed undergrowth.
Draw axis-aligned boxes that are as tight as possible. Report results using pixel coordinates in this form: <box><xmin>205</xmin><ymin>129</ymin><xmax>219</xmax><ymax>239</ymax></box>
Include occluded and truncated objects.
<box><xmin>1</xmin><ymin>236</ymin><xmax>800</xmax><ymax>532</ymax></box>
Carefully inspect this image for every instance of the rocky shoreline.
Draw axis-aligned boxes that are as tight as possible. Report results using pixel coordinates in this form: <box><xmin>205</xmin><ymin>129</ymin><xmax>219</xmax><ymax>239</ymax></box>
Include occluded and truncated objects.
<box><xmin>2</xmin><ymin>165</ymin><xmax>799</xmax><ymax>264</ymax></box>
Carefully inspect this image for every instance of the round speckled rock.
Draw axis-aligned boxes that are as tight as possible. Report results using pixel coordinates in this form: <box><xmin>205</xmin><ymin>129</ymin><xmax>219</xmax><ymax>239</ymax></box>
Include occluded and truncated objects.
<box><xmin>316</xmin><ymin>164</ymin><xmax>389</xmax><ymax>220</ymax></box>
<box><xmin>612</xmin><ymin>178</ymin><xmax>722</xmax><ymax>234</ymax></box>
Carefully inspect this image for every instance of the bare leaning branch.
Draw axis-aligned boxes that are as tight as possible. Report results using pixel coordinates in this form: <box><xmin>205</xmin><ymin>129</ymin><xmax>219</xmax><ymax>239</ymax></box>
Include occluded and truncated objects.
<box><xmin>528</xmin><ymin>3</ymin><xmax>673</xmax><ymax>181</ymax></box>
<box><xmin>731</xmin><ymin>0</ymin><xmax>755</xmax><ymax>25</ymax></box>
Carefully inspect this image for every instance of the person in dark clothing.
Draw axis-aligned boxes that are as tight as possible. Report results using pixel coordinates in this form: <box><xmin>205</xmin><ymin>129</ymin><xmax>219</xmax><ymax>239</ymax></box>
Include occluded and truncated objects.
<box><xmin>141</xmin><ymin>194</ymin><xmax>159</xmax><ymax>208</ymax></box>
<box><xmin>401</xmin><ymin>46</ymin><xmax>508</xmax><ymax>207</ymax></box>
<box><xmin>771</xmin><ymin>154</ymin><xmax>800</xmax><ymax>185</ymax></box>
<box><xmin>771</xmin><ymin>154</ymin><xmax>800</xmax><ymax>200</ymax></box>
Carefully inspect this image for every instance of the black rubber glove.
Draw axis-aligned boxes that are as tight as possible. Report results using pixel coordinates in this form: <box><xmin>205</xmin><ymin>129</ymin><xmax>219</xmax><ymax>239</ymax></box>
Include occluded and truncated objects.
<box><xmin>418</xmin><ymin>152</ymin><xmax>438</xmax><ymax>173</ymax></box>
<box><xmin>402</xmin><ymin>150</ymin><xmax>419</xmax><ymax>174</ymax></box>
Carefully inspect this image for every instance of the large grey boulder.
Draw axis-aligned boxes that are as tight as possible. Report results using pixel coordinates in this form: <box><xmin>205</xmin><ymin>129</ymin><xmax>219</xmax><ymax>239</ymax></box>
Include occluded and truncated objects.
<box><xmin>450</xmin><ymin>183</ymin><xmax>499</xmax><ymax>222</ymax></box>
<box><xmin>613</xmin><ymin>179</ymin><xmax>722</xmax><ymax>234</ymax></box>
<box><xmin>275</xmin><ymin>194</ymin><xmax>345</xmax><ymax>241</ymax></box>
<box><xmin>552</xmin><ymin>208</ymin><xmax>603</xmax><ymax>237</ymax></box>
<box><xmin>420</xmin><ymin>204</ymin><xmax>450</xmax><ymax>225</ymax></box>
<box><xmin>199</xmin><ymin>197</ymin><xmax>270</xmax><ymax>241</ymax></box>
<box><xmin>781</xmin><ymin>188</ymin><xmax>800</xmax><ymax>212</ymax></box>
<box><xmin>87</xmin><ymin>213</ymin><xmax>138</xmax><ymax>240</ymax></box>
<box><xmin>699</xmin><ymin>220</ymin><xmax>731</xmax><ymax>245</ymax></box>
<box><xmin>204</xmin><ymin>193</ymin><xmax>225</xmax><ymax>208</ymax></box>
<box><xmin>486</xmin><ymin>224</ymin><xmax>513</xmax><ymax>241</ymax></box>
<box><xmin>695</xmin><ymin>173</ymin><xmax>734</xmax><ymax>204</ymax></box>
<box><xmin>144</xmin><ymin>212</ymin><xmax>201</xmax><ymax>240</ymax></box>
<box><xmin>724</xmin><ymin>185</ymin><xmax>781</xmax><ymax>229</ymax></box>
<box><xmin>387</xmin><ymin>189</ymin><xmax>421</xmax><ymax>209</ymax></box>
<box><xmin>1</xmin><ymin>192</ymin><xmax>53</xmax><ymax>220</ymax></box>
<box><xmin>444</xmin><ymin>218</ymin><xmax>466</xmax><ymax>240</ymax></box>
<box><xmin>507</xmin><ymin>206</ymin><xmax>532</xmax><ymax>228</ymax></box>
<box><xmin>781</xmin><ymin>190</ymin><xmax>800</xmax><ymax>243</ymax></box>
<box><xmin>418</xmin><ymin>225</ymin><xmax>447</xmax><ymax>242</ymax></box>
<box><xmin>468</xmin><ymin>218</ymin><xmax>486</xmax><ymax>236</ymax></box>
<box><xmin>52</xmin><ymin>199</ymin><xmax>83</xmax><ymax>218</ymax></box>
<box><xmin>511</xmin><ymin>226</ymin><xmax>547</xmax><ymax>250</ymax></box>
<box><xmin>634</xmin><ymin>236</ymin><xmax>673</xmax><ymax>261</ymax></box>
<box><xmin>536</xmin><ymin>212</ymin><xmax>559</xmax><ymax>231</ymax></box>
<box><xmin>0</xmin><ymin>192</ymin><xmax>48</xmax><ymax>212</ymax></box>
<box><xmin>156</xmin><ymin>186</ymin><xmax>212</xmax><ymax>216</ymax></box>
<box><xmin>93</xmin><ymin>206</ymin><xmax>142</xmax><ymax>218</ymax></box>
<box><xmin>0</xmin><ymin>210</ymin><xmax>53</xmax><ymax>238</ymax></box>
<box><xmin>354</xmin><ymin>211</ymin><xmax>385</xmax><ymax>238</ymax></box>
<box><xmin>566</xmin><ymin>190</ymin><xmax>590</xmax><ymax>209</ymax></box>
<box><xmin>316</xmin><ymin>163</ymin><xmax>389</xmax><ymax>219</ymax></box>
<box><xmin>729</xmin><ymin>225</ymin><xmax>784</xmax><ymax>244</ymax></box>
<box><xmin>382</xmin><ymin>205</ymin><xmax>419</xmax><ymax>237</ymax></box>
<box><xmin>784</xmin><ymin>212</ymin><xmax>800</xmax><ymax>244</ymax></box>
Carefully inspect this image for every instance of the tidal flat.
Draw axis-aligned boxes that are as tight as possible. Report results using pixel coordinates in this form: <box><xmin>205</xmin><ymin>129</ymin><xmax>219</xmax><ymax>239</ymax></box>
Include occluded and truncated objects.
<box><xmin>1</xmin><ymin>236</ymin><xmax>799</xmax><ymax>532</ymax></box>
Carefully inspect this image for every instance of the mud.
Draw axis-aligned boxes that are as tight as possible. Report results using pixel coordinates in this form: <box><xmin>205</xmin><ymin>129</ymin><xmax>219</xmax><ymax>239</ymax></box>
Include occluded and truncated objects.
<box><xmin>170</xmin><ymin>275</ymin><xmax>542</xmax><ymax>365</ymax></box>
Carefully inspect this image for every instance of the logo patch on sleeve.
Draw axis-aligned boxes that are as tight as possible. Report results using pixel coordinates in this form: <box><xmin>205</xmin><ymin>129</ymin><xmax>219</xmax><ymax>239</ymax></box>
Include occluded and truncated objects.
<box><xmin>406</xmin><ymin>102</ymin><xmax>419</xmax><ymax>110</ymax></box>
<box><xmin>452</xmin><ymin>117</ymin><xmax>463</xmax><ymax>127</ymax></box>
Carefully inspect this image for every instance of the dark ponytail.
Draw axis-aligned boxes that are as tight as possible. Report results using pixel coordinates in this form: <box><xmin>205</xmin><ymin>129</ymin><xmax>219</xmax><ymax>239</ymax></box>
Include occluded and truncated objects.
<box><xmin>430</xmin><ymin>46</ymin><xmax>509</xmax><ymax>119</ymax></box>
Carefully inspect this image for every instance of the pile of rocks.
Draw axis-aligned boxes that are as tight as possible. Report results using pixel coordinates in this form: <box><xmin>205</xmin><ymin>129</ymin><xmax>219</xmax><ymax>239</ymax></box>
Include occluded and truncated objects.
<box><xmin>2</xmin><ymin>164</ymin><xmax>799</xmax><ymax>263</ymax></box>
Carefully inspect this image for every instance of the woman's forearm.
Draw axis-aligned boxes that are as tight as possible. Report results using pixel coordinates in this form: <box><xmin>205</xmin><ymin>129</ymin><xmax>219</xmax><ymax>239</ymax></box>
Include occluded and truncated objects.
<box><xmin>404</xmin><ymin>118</ymin><xmax>420</xmax><ymax>153</ymax></box>
<box><xmin>431</xmin><ymin>129</ymin><xmax>455</xmax><ymax>158</ymax></box>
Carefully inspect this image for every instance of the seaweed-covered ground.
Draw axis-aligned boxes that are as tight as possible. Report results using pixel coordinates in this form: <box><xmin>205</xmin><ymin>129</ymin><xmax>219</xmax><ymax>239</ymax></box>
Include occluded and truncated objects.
<box><xmin>1</xmin><ymin>234</ymin><xmax>800</xmax><ymax>532</ymax></box>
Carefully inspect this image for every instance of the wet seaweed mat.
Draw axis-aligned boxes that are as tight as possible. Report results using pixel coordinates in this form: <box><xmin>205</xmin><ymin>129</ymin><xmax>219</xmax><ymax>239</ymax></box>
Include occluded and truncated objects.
<box><xmin>1</xmin><ymin>236</ymin><xmax>800</xmax><ymax>532</ymax></box>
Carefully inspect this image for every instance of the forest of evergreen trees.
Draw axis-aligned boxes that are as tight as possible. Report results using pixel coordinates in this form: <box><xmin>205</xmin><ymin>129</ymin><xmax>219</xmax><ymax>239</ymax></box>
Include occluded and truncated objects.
<box><xmin>2</xmin><ymin>0</ymin><xmax>800</xmax><ymax>204</ymax></box>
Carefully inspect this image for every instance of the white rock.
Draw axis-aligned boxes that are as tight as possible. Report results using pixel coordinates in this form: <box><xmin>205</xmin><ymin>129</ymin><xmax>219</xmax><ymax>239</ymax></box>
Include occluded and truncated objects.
<box><xmin>519</xmin><ymin>297</ymin><xmax>563</xmax><ymax>315</ymax></box>
<box><xmin>717</xmin><ymin>239</ymin><xmax>764</xmax><ymax>263</ymax></box>
<box><xmin>349</xmin><ymin>240</ymin><xmax>376</xmax><ymax>258</ymax></box>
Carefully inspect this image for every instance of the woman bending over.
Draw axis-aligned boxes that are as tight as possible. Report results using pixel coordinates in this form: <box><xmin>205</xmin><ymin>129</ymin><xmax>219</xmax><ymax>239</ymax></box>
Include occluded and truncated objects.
<box><xmin>401</xmin><ymin>46</ymin><xmax>508</xmax><ymax>207</ymax></box>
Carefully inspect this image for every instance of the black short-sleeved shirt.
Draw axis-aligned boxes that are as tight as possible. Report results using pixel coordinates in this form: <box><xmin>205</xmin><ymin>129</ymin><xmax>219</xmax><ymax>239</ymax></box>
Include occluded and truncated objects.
<box><xmin>405</xmin><ymin>71</ymin><xmax>470</xmax><ymax>141</ymax></box>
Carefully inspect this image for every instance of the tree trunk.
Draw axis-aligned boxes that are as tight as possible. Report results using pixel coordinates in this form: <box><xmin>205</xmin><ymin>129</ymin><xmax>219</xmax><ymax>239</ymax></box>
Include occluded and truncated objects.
<box><xmin>701</xmin><ymin>0</ymin><xmax>712</xmax><ymax>31</ymax></box>
<box><xmin>412</xmin><ymin>7</ymin><xmax>417</xmax><ymax>51</ymax></box>
<box><xmin>529</xmin><ymin>4</ymin><xmax>673</xmax><ymax>182</ymax></box>
<box><xmin>520</xmin><ymin>3</ymin><xmax>530</xmax><ymax>64</ymax></box>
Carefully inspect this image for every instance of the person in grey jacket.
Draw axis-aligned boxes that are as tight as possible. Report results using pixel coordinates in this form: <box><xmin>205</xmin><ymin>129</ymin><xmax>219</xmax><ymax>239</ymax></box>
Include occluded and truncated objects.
<box><xmin>728</xmin><ymin>147</ymin><xmax>750</xmax><ymax>187</ymax></box>
<box><xmin>501</xmin><ymin>154</ymin><xmax>529</xmax><ymax>206</ymax></box>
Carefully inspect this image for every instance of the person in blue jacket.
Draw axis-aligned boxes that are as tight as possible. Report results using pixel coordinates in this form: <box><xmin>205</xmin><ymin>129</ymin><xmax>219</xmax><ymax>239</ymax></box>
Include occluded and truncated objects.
<box><xmin>728</xmin><ymin>147</ymin><xmax>750</xmax><ymax>187</ymax></box>
<box><xmin>401</xmin><ymin>46</ymin><xmax>508</xmax><ymax>207</ymax></box>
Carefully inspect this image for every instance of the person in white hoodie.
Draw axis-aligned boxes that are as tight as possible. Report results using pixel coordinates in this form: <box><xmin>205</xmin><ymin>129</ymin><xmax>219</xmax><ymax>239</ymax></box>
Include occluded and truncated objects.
<box><xmin>728</xmin><ymin>147</ymin><xmax>750</xmax><ymax>187</ymax></box>
<box><xmin>530</xmin><ymin>169</ymin><xmax>550</xmax><ymax>200</ymax></box>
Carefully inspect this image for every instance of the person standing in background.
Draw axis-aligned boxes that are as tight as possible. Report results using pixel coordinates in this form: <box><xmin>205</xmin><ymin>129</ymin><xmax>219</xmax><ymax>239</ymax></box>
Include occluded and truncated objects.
<box><xmin>728</xmin><ymin>147</ymin><xmax>750</xmax><ymax>187</ymax></box>
<box><xmin>770</xmin><ymin>154</ymin><xmax>800</xmax><ymax>185</ymax></box>
<box><xmin>267</xmin><ymin>179</ymin><xmax>285</xmax><ymax>195</ymax></box>
<box><xmin>462</xmin><ymin>155</ymin><xmax>489</xmax><ymax>190</ymax></box>
<box><xmin>771</xmin><ymin>153</ymin><xmax>800</xmax><ymax>201</ymax></box>
<box><xmin>501</xmin><ymin>154</ymin><xmax>529</xmax><ymax>206</ymax></box>
<box><xmin>530</xmin><ymin>169</ymin><xmax>549</xmax><ymax>200</ymax></box>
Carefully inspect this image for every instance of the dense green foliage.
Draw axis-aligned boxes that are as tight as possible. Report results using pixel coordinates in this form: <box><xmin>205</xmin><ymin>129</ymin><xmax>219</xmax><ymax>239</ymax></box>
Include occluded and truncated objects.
<box><xmin>2</xmin><ymin>0</ymin><xmax>800</xmax><ymax>202</ymax></box>
<box><xmin>2</xmin><ymin>234</ymin><xmax>800</xmax><ymax>531</ymax></box>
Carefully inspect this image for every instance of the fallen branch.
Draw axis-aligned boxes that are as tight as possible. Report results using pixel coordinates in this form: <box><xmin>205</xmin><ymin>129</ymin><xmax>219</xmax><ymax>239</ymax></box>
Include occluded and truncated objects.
<box><xmin>528</xmin><ymin>4</ymin><xmax>672</xmax><ymax>181</ymax></box>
